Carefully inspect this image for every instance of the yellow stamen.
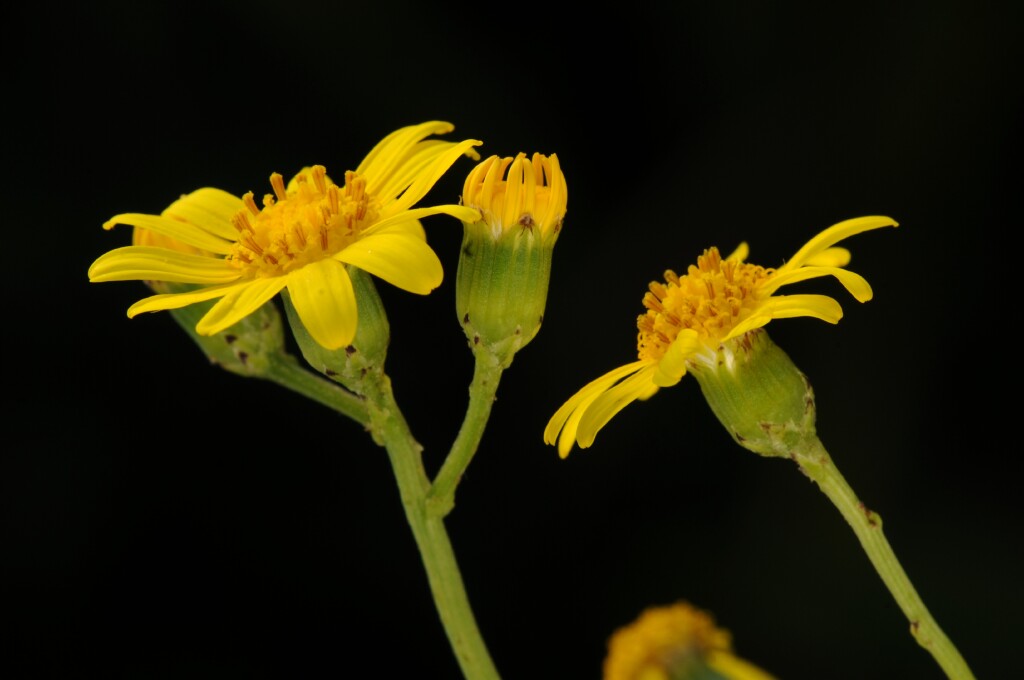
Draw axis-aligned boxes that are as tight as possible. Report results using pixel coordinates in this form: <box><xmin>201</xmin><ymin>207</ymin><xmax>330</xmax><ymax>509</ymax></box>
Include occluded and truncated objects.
<box><xmin>226</xmin><ymin>165</ymin><xmax>382</xmax><ymax>278</ymax></box>
<box><xmin>637</xmin><ymin>247</ymin><xmax>775</xmax><ymax>363</ymax></box>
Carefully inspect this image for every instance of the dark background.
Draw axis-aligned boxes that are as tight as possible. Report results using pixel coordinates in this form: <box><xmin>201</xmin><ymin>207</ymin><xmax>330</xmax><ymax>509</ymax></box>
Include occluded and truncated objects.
<box><xmin>7</xmin><ymin>1</ymin><xmax>1021</xmax><ymax>678</ymax></box>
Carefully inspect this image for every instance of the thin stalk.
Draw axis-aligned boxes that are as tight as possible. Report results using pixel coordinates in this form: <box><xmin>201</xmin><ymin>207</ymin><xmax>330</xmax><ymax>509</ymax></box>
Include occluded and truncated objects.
<box><xmin>793</xmin><ymin>436</ymin><xmax>976</xmax><ymax>680</ymax></box>
<box><xmin>362</xmin><ymin>370</ymin><xmax>501</xmax><ymax>680</ymax></box>
<box><xmin>263</xmin><ymin>354</ymin><xmax>369</xmax><ymax>425</ymax></box>
<box><xmin>427</xmin><ymin>351</ymin><xmax>504</xmax><ymax>517</ymax></box>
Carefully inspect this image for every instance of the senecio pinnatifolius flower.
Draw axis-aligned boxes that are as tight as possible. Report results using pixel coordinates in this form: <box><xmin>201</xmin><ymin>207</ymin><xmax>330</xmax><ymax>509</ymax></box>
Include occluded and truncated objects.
<box><xmin>456</xmin><ymin>152</ymin><xmax>567</xmax><ymax>364</ymax></box>
<box><xmin>603</xmin><ymin>601</ymin><xmax>777</xmax><ymax>680</ymax></box>
<box><xmin>545</xmin><ymin>216</ymin><xmax>898</xmax><ymax>458</ymax></box>
<box><xmin>89</xmin><ymin>122</ymin><xmax>482</xmax><ymax>350</ymax></box>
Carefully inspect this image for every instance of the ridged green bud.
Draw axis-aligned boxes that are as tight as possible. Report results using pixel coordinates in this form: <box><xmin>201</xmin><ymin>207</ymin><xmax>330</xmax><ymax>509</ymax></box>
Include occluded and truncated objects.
<box><xmin>282</xmin><ymin>265</ymin><xmax>390</xmax><ymax>393</ymax></box>
<box><xmin>456</xmin><ymin>153</ymin><xmax>567</xmax><ymax>367</ymax></box>
<box><xmin>688</xmin><ymin>328</ymin><xmax>817</xmax><ymax>458</ymax></box>
<box><xmin>164</xmin><ymin>290</ymin><xmax>287</xmax><ymax>377</ymax></box>
<box><xmin>130</xmin><ymin>227</ymin><xmax>288</xmax><ymax>377</ymax></box>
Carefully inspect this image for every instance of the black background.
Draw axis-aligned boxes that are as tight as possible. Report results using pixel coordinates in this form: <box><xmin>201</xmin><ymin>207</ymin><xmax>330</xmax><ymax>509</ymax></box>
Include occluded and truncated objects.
<box><xmin>7</xmin><ymin>1</ymin><xmax>1021</xmax><ymax>678</ymax></box>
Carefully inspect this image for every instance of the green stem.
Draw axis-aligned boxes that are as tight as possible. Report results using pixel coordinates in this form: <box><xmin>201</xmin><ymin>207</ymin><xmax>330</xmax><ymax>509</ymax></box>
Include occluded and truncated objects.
<box><xmin>427</xmin><ymin>351</ymin><xmax>504</xmax><ymax>517</ymax></box>
<box><xmin>262</xmin><ymin>354</ymin><xmax>370</xmax><ymax>426</ymax></box>
<box><xmin>793</xmin><ymin>436</ymin><xmax>975</xmax><ymax>680</ymax></box>
<box><xmin>361</xmin><ymin>370</ymin><xmax>501</xmax><ymax>680</ymax></box>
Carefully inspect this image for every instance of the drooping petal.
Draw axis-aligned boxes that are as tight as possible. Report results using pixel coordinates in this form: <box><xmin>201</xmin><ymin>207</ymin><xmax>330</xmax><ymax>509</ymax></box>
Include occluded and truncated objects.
<box><xmin>653</xmin><ymin>329</ymin><xmax>703</xmax><ymax>387</ymax></box>
<box><xmin>576</xmin><ymin>366</ymin><xmax>661</xmax><ymax>449</ymax></box>
<box><xmin>336</xmin><ymin>231</ymin><xmax>442</xmax><ymax>295</ymax></box>
<box><xmin>103</xmin><ymin>213</ymin><xmax>235</xmax><ymax>255</ymax></box>
<box><xmin>162</xmin><ymin>188</ymin><xmax>245</xmax><ymax>241</ymax></box>
<box><xmin>127</xmin><ymin>281</ymin><xmax>249</xmax><ymax>316</ymax></box>
<box><xmin>544</xmin><ymin>360</ymin><xmax>649</xmax><ymax>458</ymax></box>
<box><xmin>286</xmin><ymin>259</ymin><xmax>357</xmax><ymax>350</ymax></box>
<box><xmin>194</xmin><ymin>277</ymin><xmax>288</xmax><ymax>336</ymax></box>
<box><xmin>88</xmin><ymin>246</ymin><xmax>241</xmax><ymax>284</ymax></box>
<box><xmin>725</xmin><ymin>294</ymin><xmax>845</xmax><ymax>340</ymax></box>
<box><xmin>760</xmin><ymin>266</ymin><xmax>874</xmax><ymax>302</ymax></box>
<box><xmin>803</xmin><ymin>246</ymin><xmax>850</xmax><ymax>268</ymax></box>
<box><xmin>782</xmin><ymin>216</ymin><xmax>897</xmax><ymax>271</ymax></box>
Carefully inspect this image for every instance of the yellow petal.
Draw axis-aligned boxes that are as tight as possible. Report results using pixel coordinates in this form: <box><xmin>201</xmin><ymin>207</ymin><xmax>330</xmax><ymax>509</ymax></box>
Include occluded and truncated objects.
<box><xmin>103</xmin><ymin>214</ymin><xmax>235</xmax><ymax>255</ymax></box>
<box><xmin>194</xmin><ymin>277</ymin><xmax>288</xmax><ymax>336</ymax></box>
<box><xmin>162</xmin><ymin>188</ymin><xmax>244</xmax><ymax>242</ymax></box>
<box><xmin>357</xmin><ymin>121</ymin><xmax>457</xmax><ymax>183</ymax></box>
<box><xmin>761</xmin><ymin>266</ymin><xmax>873</xmax><ymax>302</ymax></box>
<box><xmin>358</xmin><ymin>121</ymin><xmax>458</xmax><ymax>188</ymax></box>
<box><xmin>127</xmin><ymin>281</ymin><xmax>248</xmax><ymax>316</ymax></box>
<box><xmin>286</xmin><ymin>259</ymin><xmax>357</xmax><ymax>350</ymax></box>
<box><xmin>336</xmin><ymin>231</ymin><xmax>442</xmax><ymax>295</ymax></box>
<box><xmin>653</xmin><ymin>329</ymin><xmax>703</xmax><ymax>386</ymax></box>
<box><xmin>383</xmin><ymin>138</ymin><xmax>484</xmax><ymax>214</ymax></box>
<box><xmin>803</xmin><ymin>246</ymin><xmax>850</xmax><ymax>268</ymax></box>
<box><xmin>362</xmin><ymin>205</ymin><xmax>480</xmax><ymax>238</ymax></box>
<box><xmin>783</xmin><ymin>216</ymin><xmax>897</xmax><ymax>271</ymax></box>
<box><xmin>577</xmin><ymin>366</ymin><xmax>661</xmax><ymax>449</ymax></box>
<box><xmin>544</xmin><ymin>361</ymin><xmax>649</xmax><ymax>458</ymax></box>
<box><xmin>88</xmin><ymin>246</ymin><xmax>241</xmax><ymax>284</ymax></box>
<box><xmin>724</xmin><ymin>242</ymin><xmax>749</xmax><ymax>262</ymax></box>
<box><xmin>706</xmin><ymin>651</ymin><xmax>780</xmax><ymax>680</ymax></box>
<box><xmin>725</xmin><ymin>294</ymin><xmax>844</xmax><ymax>340</ymax></box>
<box><xmin>372</xmin><ymin>139</ymin><xmax>454</xmax><ymax>200</ymax></box>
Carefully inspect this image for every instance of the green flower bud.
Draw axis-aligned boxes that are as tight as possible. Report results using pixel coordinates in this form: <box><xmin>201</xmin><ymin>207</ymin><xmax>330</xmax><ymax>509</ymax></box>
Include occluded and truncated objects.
<box><xmin>687</xmin><ymin>328</ymin><xmax>816</xmax><ymax>458</ymax></box>
<box><xmin>282</xmin><ymin>265</ymin><xmax>390</xmax><ymax>393</ymax></box>
<box><xmin>164</xmin><ymin>290</ymin><xmax>287</xmax><ymax>378</ymax></box>
<box><xmin>129</xmin><ymin>227</ymin><xmax>287</xmax><ymax>377</ymax></box>
<box><xmin>457</xmin><ymin>153</ymin><xmax>567</xmax><ymax>367</ymax></box>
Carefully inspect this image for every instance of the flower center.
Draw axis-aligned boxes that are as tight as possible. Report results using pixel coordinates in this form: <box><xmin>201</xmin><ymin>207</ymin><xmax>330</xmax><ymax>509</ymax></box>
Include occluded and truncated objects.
<box><xmin>227</xmin><ymin>165</ymin><xmax>380</xmax><ymax>278</ymax></box>
<box><xmin>636</xmin><ymin>247</ymin><xmax>774</xmax><ymax>362</ymax></box>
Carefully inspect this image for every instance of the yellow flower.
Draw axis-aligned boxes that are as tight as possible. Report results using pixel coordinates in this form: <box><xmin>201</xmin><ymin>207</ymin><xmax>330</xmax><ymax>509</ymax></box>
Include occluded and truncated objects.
<box><xmin>544</xmin><ymin>216</ymin><xmax>898</xmax><ymax>458</ymax></box>
<box><xmin>89</xmin><ymin>121</ymin><xmax>482</xmax><ymax>350</ymax></box>
<box><xmin>603</xmin><ymin>601</ymin><xmax>776</xmax><ymax>680</ymax></box>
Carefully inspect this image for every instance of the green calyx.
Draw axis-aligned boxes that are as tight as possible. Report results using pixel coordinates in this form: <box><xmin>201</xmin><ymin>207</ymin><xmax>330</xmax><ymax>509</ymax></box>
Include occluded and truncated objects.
<box><xmin>282</xmin><ymin>265</ymin><xmax>390</xmax><ymax>393</ymax></box>
<box><xmin>688</xmin><ymin>328</ymin><xmax>817</xmax><ymax>458</ymax></box>
<box><xmin>161</xmin><ymin>282</ymin><xmax>287</xmax><ymax>378</ymax></box>
<box><xmin>455</xmin><ymin>221</ymin><xmax>555</xmax><ymax>367</ymax></box>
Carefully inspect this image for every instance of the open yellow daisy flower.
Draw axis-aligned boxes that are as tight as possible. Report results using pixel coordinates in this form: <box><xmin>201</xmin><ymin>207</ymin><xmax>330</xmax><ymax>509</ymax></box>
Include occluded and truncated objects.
<box><xmin>89</xmin><ymin>121</ymin><xmax>482</xmax><ymax>350</ymax></box>
<box><xmin>544</xmin><ymin>215</ymin><xmax>898</xmax><ymax>458</ymax></box>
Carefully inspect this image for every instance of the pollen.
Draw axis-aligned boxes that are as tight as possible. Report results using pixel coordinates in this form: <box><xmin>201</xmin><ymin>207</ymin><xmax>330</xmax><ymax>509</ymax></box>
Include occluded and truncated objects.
<box><xmin>637</xmin><ymin>247</ymin><xmax>774</xmax><ymax>362</ymax></box>
<box><xmin>227</xmin><ymin>165</ymin><xmax>380</xmax><ymax>278</ymax></box>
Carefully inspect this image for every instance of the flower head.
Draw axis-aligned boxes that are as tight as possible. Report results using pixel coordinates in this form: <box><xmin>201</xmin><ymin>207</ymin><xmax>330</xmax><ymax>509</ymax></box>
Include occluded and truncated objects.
<box><xmin>461</xmin><ymin>152</ymin><xmax>566</xmax><ymax>242</ymax></box>
<box><xmin>603</xmin><ymin>601</ymin><xmax>776</xmax><ymax>680</ymax></box>
<box><xmin>456</xmin><ymin>152</ymin><xmax>567</xmax><ymax>365</ymax></box>
<box><xmin>89</xmin><ymin>121</ymin><xmax>482</xmax><ymax>350</ymax></box>
<box><xmin>544</xmin><ymin>216</ymin><xmax>898</xmax><ymax>458</ymax></box>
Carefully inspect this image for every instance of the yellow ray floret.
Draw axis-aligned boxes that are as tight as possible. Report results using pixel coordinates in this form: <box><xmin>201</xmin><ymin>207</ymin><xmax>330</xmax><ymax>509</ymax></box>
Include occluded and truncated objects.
<box><xmin>544</xmin><ymin>215</ymin><xmax>898</xmax><ymax>458</ymax></box>
<box><xmin>89</xmin><ymin>122</ymin><xmax>482</xmax><ymax>349</ymax></box>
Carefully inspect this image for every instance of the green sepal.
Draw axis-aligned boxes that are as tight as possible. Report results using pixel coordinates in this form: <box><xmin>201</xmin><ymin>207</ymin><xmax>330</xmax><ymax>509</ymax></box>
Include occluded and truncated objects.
<box><xmin>158</xmin><ymin>282</ymin><xmax>287</xmax><ymax>378</ymax></box>
<box><xmin>688</xmin><ymin>328</ymin><xmax>817</xmax><ymax>458</ymax></box>
<box><xmin>455</xmin><ymin>222</ymin><xmax>555</xmax><ymax>367</ymax></box>
<box><xmin>281</xmin><ymin>265</ymin><xmax>390</xmax><ymax>394</ymax></box>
